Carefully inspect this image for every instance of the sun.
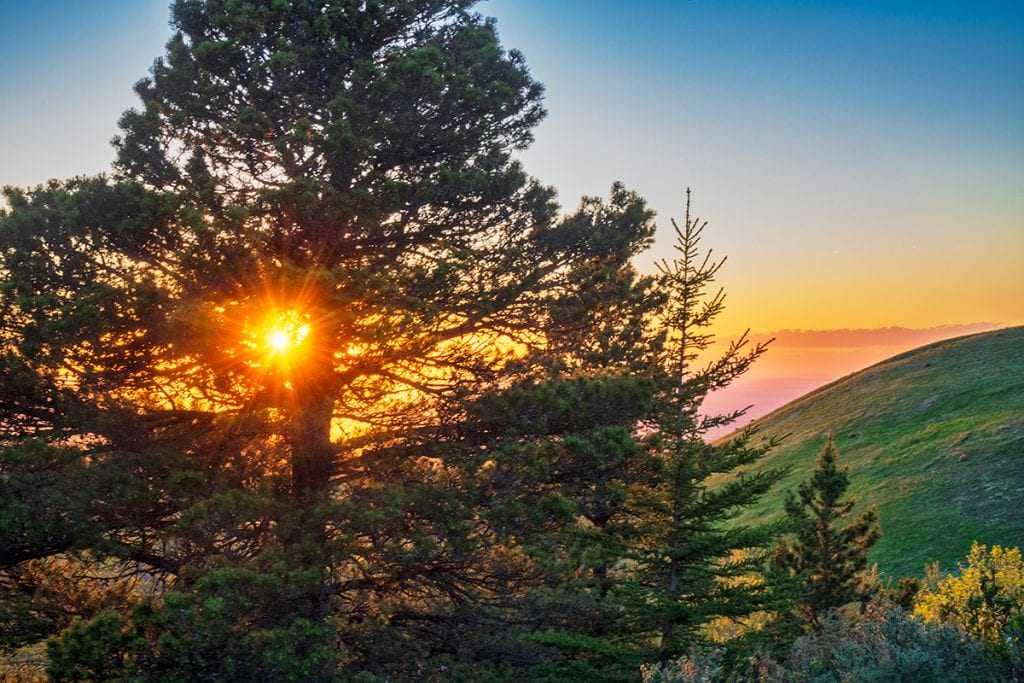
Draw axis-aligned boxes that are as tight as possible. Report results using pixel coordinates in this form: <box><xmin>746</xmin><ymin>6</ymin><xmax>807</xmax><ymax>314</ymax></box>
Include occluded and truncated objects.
<box><xmin>261</xmin><ymin>310</ymin><xmax>311</xmax><ymax>361</ymax></box>
<box><xmin>268</xmin><ymin>328</ymin><xmax>294</xmax><ymax>353</ymax></box>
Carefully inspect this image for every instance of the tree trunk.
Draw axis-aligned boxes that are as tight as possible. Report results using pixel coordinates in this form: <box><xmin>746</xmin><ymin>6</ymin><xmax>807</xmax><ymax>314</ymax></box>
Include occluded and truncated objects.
<box><xmin>289</xmin><ymin>360</ymin><xmax>337</xmax><ymax>496</ymax></box>
<box><xmin>660</xmin><ymin>492</ymin><xmax>682</xmax><ymax>662</ymax></box>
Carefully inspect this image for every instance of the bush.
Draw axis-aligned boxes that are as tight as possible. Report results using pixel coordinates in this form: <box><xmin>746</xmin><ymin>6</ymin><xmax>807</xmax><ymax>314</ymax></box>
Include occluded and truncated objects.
<box><xmin>640</xmin><ymin>647</ymin><xmax>724</xmax><ymax>683</ymax></box>
<box><xmin>914</xmin><ymin>542</ymin><xmax>1023</xmax><ymax>665</ymax></box>
<box><xmin>781</xmin><ymin>602</ymin><xmax>1001</xmax><ymax>682</ymax></box>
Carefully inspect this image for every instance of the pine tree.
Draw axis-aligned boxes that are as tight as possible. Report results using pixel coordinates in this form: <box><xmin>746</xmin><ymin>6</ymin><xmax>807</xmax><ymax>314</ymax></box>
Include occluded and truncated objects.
<box><xmin>516</xmin><ymin>192</ymin><xmax>790</xmax><ymax>680</ymax></box>
<box><xmin>635</xmin><ymin>191</ymin><xmax>788</xmax><ymax>663</ymax></box>
<box><xmin>0</xmin><ymin>1</ymin><xmax>659</xmax><ymax>678</ymax></box>
<box><xmin>774</xmin><ymin>434</ymin><xmax>882</xmax><ymax>628</ymax></box>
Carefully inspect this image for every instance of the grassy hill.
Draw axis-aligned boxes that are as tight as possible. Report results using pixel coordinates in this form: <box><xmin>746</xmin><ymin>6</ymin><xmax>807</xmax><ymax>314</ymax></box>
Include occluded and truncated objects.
<box><xmin>724</xmin><ymin>326</ymin><xmax>1024</xmax><ymax>577</ymax></box>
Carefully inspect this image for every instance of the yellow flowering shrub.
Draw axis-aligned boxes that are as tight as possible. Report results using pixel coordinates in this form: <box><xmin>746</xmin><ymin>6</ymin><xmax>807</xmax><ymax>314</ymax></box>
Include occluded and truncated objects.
<box><xmin>914</xmin><ymin>542</ymin><xmax>1024</xmax><ymax>647</ymax></box>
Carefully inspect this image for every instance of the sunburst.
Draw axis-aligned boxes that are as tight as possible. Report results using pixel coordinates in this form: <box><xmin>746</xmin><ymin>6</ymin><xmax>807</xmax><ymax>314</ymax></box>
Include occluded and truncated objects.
<box><xmin>261</xmin><ymin>310</ymin><xmax>311</xmax><ymax>362</ymax></box>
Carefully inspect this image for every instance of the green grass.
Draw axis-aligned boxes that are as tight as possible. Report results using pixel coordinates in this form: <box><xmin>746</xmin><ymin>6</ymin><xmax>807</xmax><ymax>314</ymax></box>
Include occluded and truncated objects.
<box><xmin>719</xmin><ymin>326</ymin><xmax>1024</xmax><ymax>577</ymax></box>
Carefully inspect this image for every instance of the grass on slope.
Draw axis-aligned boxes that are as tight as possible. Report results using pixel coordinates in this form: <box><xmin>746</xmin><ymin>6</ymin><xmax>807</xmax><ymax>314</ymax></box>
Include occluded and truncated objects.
<box><xmin>722</xmin><ymin>326</ymin><xmax>1024</xmax><ymax>578</ymax></box>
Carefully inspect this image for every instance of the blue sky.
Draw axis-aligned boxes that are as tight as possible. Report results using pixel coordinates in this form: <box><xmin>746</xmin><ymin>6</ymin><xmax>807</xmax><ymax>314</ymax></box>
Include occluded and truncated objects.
<box><xmin>0</xmin><ymin>1</ymin><xmax>170</xmax><ymax>183</ymax></box>
<box><xmin>2</xmin><ymin>0</ymin><xmax>1022</xmax><ymax>332</ymax></box>
<box><xmin>482</xmin><ymin>0</ymin><xmax>1024</xmax><ymax>330</ymax></box>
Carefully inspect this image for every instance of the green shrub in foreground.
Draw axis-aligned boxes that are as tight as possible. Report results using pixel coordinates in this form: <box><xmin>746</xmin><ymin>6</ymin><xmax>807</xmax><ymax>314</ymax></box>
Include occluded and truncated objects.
<box><xmin>782</xmin><ymin>603</ymin><xmax>1001</xmax><ymax>682</ymax></box>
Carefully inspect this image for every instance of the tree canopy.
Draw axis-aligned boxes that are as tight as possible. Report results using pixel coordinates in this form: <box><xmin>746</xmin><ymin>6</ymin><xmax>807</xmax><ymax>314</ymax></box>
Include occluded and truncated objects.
<box><xmin>0</xmin><ymin>0</ymin><xmax>655</xmax><ymax>494</ymax></box>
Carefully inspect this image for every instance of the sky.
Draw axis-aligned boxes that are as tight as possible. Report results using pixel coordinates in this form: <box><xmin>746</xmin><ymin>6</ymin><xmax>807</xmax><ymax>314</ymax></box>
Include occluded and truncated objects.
<box><xmin>1</xmin><ymin>0</ymin><xmax>1022</xmax><ymax>421</ymax></box>
<box><xmin>483</xmin><ymin>0</ymin><xmax>1024</xmax><ymax>334</ymax></box>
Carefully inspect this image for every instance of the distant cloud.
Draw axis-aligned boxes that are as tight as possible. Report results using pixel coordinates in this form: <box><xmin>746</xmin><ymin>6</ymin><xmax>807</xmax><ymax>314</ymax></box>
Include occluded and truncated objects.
<box><xmin>740</xmin><ymin>323</ymin><xmax>1001</xmax><ymax>349</ymax></box>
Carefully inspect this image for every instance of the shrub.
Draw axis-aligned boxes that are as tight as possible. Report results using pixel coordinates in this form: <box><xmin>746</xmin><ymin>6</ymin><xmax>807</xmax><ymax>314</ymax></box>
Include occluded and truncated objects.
<box><xmin>781</xmin><ymin>602</ymin><xmax>1001</xmax><ymax>682</ymax></box>
<box><xmin>640</xmin><ymin>647</ymin><xmax>724</xmax><ymax>683</ymax></box>
<box><xmin>914</xmin><ymin>542</ymin><xmax>1024</xmax><ymax>671</ymax></box>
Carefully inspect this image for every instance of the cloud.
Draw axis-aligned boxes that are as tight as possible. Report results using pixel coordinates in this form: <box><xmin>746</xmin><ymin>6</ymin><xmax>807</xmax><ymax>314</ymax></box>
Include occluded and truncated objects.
<box><xmin>740</xmin><ymin>323</ymin><xmax>1001</xmax><ymax>349</ymax></box>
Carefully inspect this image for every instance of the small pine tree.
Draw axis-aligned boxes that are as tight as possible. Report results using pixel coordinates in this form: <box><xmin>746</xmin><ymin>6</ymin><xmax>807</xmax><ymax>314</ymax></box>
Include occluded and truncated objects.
<box><xmin>774</xmin><ymin>434</ymin><xmax>881</xmax><ymax>628</ymax></box>
<box><xmin>617</xmin><ymin>191</ymin><xmax>788</xmax><ymax>666</ymax></box>
<box><xmin>506</xmin><ymin>192</ymin><xmax>789</xmax><ymax>681</ymax></box>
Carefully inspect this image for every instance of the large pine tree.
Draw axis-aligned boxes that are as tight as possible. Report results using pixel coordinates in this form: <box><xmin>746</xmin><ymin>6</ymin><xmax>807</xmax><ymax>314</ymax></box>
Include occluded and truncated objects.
<box><xmin>0</xmin><ymin>1</ymin><xmax>659</xmax><ymax>678</ymax></box>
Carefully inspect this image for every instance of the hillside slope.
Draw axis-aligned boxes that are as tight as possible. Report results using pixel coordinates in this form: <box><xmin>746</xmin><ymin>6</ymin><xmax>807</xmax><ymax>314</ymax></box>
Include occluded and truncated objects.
<box><xmin>726</xmin><ymin>326</ymin><xmax>1024</xmax><ymax>577</ymax></box>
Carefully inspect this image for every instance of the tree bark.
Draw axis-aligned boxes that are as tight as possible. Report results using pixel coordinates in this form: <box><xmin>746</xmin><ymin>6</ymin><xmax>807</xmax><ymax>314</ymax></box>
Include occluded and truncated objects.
<box><xmin>289</xmin><ymin>358</ymin><xmax>337</xmax><ymax>496</ymax></box>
